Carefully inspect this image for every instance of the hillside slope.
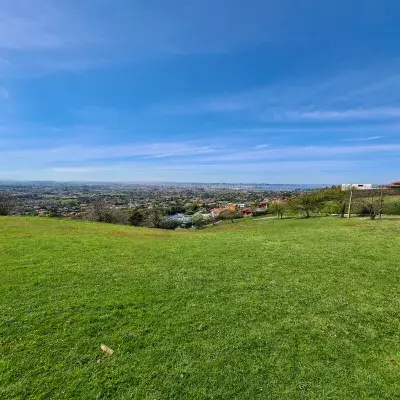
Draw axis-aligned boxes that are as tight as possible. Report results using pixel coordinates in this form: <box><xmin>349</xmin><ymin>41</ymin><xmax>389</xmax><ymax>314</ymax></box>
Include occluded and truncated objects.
<box><xmin>1</xmin><ymin>217</ymin><xmax>399</xmax><ymax>399</ymax></box>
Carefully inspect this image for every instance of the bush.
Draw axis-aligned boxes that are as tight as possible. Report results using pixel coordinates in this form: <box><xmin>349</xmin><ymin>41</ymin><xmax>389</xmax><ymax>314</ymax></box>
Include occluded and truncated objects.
<box><xmin>88</xmin><ymin>201</ymin><xmax>129</xmax><ymax>224</ymax></box>
<box><xmin>129</xmin><ymin>210</ymin><xmax>144</xmax><ymax>226</ymax></box>
<box><xmin>252</xmin><ymin>210</ymin><xmax>268</xmax><ymax>217</ymax></box>
<box><xmin>191</xmin><ymin>214</ymin><xmax>212</xmax><ymax>229</ymax></box>
<box><xmin>219</xmin><ymin>210</ymin><xmax>242</xmax><ymax>221</ymax></box>
<box><xmin>157</xmin><ymin>219</ymin><xmax>182</xmax><ymax>230</ymax></box>
<box><xmin>383</xmin><ymin>200</ymin><xmax>400</xmax><ymax>215</ymax></box>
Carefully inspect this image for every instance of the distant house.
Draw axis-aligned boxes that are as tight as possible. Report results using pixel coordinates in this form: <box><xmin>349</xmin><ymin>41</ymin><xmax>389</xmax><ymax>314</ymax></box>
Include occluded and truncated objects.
<box><xmin>210</xmin><ymin>204</ymin><xmax>237</xmax><ymax>217</ymax></box>
<box><xmin>241</xmin><ymin>208</ymin><xmax>253</xmax><ymax>217</ymax></box>
<box><xmin>210</xmin><ymin>208</ymin><xmax>226</xmax><ymax>218</ymax></box>
<box><xmin>387</xmin><ymin>181</ymin><xmax>400</xmax><ymax>189</ymax></box>
<box><xmin>341</xmin><ymin>184</ymin><xmax>373</xmax><ymax>191</ymax></box>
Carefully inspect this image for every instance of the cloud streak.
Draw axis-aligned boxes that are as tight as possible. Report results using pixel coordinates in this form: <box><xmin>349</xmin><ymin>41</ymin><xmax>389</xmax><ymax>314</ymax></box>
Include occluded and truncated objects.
<box><xmin>1</xmin><ymin>141</ymin><xmax>220</xmax><ymax>165</ymax></box>
<box><xmin>287</xmin><ymin>107</ymin><xmax>400</xmax><ymax>121</ymax></box>
<box><xmin>2</xmin><ymin>141</ymin><xmax>400</xmax><ymax>170</ymax></box>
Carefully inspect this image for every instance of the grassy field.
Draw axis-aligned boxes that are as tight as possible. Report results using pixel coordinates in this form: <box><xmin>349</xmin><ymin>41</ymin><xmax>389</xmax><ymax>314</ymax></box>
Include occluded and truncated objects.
<box><xmin>1</xmin><ymin>216</ymin><xmax>399</xmax><ymax>399</ymax></box>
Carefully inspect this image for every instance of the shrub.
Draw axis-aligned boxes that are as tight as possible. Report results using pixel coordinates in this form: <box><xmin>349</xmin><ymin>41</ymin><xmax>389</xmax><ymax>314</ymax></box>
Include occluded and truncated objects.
<box><xmin>191</xmin><ymin>214</ymin><xmax>212</xmax><ymax>229</ymax></box>
<box><xmin>157</xmin><ymin>219</ymin><xmax>182</xmax><ymax>230</ymax></box>
<box><xmin>219</xmin><ymin>210</ymin><xmax>242</xmax><ymax>221</ymax></box>
<box><xmin>252</xmin><ymin>210</ymin><xmax>268</xmax><ymax>217</ymax></box>
<box><xmin>129</xmin><ymin>210</ymin><xmax>144</xmax><ymax>226</ymax></box>
<box><xmin>88</xmin><ymin>201</ymin><xmax>128</xmax><ymax>224</ymax></box>
<box><xmin>383</xmin><ymin>200</ymin><xmax>400</xmax><ymax>215</ymax></box>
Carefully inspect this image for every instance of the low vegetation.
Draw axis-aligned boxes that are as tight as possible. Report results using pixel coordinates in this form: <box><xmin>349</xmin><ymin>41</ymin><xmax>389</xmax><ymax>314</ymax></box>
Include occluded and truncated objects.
<box><xmin>1</xmin><ymin>216</ymin><xmax>399</xmax><ymax>399</ymax></box>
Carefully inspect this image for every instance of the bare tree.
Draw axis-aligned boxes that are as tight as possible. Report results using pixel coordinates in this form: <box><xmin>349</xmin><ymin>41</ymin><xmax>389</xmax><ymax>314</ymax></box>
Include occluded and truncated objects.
<box><xmin>0</xmin><ymin>193</ymin><xmax>14</xmax><ymax>216</ymax></box>
<box><xmin>87</xmin><ymin>199</ymin><xmax>128</xmax><ymax>224</ymax></box>
<box><xmin>360</xmin><ymin>195</ymin><xmax>380</xmax><ymax>220</ymax></box>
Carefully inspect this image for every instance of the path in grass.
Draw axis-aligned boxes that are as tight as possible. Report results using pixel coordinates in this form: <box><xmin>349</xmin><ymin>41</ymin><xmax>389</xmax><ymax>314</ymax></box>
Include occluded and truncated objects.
<box><xmin>1</xmin><ymin>217</ymin><xmax>399</xmax><ymax>399</ymax></box>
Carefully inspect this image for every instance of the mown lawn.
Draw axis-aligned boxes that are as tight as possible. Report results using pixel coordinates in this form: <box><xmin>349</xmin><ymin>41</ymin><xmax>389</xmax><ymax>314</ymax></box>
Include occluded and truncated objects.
<box><xmin>1</xmin><ymin>216</ymin><xmax>399</xmax><ymax>399</ymax></box>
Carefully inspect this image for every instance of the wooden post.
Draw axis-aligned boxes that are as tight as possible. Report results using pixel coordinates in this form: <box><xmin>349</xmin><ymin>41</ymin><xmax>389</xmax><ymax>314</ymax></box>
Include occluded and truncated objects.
<box><xmin>347</xmin><ymin>189</ymin><xmax>353</xmax><ymax>218</ymax></box>
<box><xmin>379</xmin><ymin>185</ymin><xmax>384</xmax><ymax>219</ymax></box>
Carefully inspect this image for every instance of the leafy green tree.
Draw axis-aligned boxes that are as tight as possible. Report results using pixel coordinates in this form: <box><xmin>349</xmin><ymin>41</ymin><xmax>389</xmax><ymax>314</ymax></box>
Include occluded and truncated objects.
<box><xmin>46</xmin><ymin>209</ymin><xmax>61</xmax><ymax>218</ymax></box>
<box><xmin>318</xmin><ymin>186</ymin><xmax>348</xmax><ymax>217</ymax></box>
<box><xmin>269</xmin><ymin>202</ymin><xmax>287</xmax><ymax>219</ymax></box>
<box><xmin>289</xmin><ymin>193</ymin><xmax>323</xmax><ymax>218</ymax></box>
<box><xmin>164</xmin><ymin>205</ymin><xmax>185</xmax><ymax>215</ymax></box>
<box><xmin>183</xmin><ymin>202</ymin><xmax>199</xmax><ymax>215</ymax></box>
<box><xmin>191</xmin><ymin>214</ymin><xmax>212</xmax><ymax>229</ymax></box>
<box><xmin>142</xmin><ymin>209</ymin><xmax>164</xmax><ymax>228</ymax></box>
<box><xmin>129</xmin><ymin>210</ymin><xmax>144</xmax><ymax>226</ymax></box>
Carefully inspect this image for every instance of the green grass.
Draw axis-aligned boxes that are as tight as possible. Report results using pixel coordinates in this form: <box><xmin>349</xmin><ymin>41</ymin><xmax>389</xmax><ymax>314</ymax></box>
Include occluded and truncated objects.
<box><xmin>1</xmin><ymin>216</ymin><xmax>399</xmax><ymax>399</ymax></box>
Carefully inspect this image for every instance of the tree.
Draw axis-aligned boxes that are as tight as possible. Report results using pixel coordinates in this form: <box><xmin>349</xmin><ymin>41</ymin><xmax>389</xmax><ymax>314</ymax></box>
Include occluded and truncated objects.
<box><xmin>289</xmin><ymin>192</ymin><xmax>323</xmax><ymax>218</ymax></box>
<box><xmin>191</xmin><ymin>214</ymin><xmax>212</xmax><ymax>229</ymax></box>
<box><xmin>129</xmin><ymin>210</ymin><xmax>144</xmax><ymax>226</ymax></box>
<box><xmin>219</xmin><ymin>209</ymin><xmax>241</xmax><ymax>222</ymax></box>
<box><xmin>88</xmin><ymin>200</ymin><xmax>128</xmax><ymax>224</ymax></box>
<box><xmin>269</xmin><ymin>202</ymin><xmax>287</xmax><ymax>219</ymax></box>
<box><xmin>318</xmin><ymin>186</ymin><xmax>348</xmax><ymax>217</ymax></box>
<box><xmin>164</xmin><ymin>205</ymin><xmax>185</xmax><ymax>215</ymax></box>
<box><xmin>142</xmin><ymin>209</ymin><xmax>163</xmax><ymax>228</ymax></box>
<box><xmin>0</xmin><ymin>193</ymin><xmax>14</xmax><ymax>216</ymax></box>
<box><xmin>359</xmin><ymin>195</ymin><xmax>380</xmax><ymax>220</ymax></box>
<box><xmin>183</xmin><ymin>202</ymin><xmax>199</xmax><ymax>215</ymax></box>
<box><xmin>46</xmin><ymin>208</ymin><xmax>61</xmax><ymax>218</ymax></box>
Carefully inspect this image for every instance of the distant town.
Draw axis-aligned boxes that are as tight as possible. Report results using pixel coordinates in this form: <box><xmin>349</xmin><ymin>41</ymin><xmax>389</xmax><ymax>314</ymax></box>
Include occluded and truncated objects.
<box><xmin>1</xmin><ymin>180</ymin><xmax>399</xmax><ymax>228</ymax></box>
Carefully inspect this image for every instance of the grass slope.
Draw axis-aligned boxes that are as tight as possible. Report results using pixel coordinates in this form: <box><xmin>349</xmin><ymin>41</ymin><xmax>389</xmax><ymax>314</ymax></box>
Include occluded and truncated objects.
<box><xmin>1</xmin><ymin>217</ymin><xmax>399</xmax><ymax>399</ymax></box>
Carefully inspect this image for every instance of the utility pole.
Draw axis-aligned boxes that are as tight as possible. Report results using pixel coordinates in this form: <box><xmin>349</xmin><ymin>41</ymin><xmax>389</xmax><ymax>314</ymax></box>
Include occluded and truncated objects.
<box><xmin>347</xmin><ymin>189</ymin><xmax>353</xmax><ymax>218</ymax></box>
<box><xmin>378</xmin><ymin>185</ymin><xmax>384</xmax><ymax>219</ymax></box>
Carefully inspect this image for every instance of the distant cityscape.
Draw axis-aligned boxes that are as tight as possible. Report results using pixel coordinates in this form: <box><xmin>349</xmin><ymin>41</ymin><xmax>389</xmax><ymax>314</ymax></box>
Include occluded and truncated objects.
<box><xmin>1</xmin><ymin>180</ymin><xmax>399</xmax><ymax>228</ymax></box>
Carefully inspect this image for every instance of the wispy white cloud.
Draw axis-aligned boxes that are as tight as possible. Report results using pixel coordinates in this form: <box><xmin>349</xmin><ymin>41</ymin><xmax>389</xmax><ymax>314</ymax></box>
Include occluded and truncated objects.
<box><xmin>342</xmin><ymin>136</ymin><xmax>383</xmax><ymax>142</ymax></box>
<box><xmin>287</xmin><ymin>107</ymin><xmax>400</xmax><ymax>121</ymax></box>
<box><xmin>0</xmin><ymin>141</ymin><xmax>220</xmax><ymax>165</ymax></box>
<box><xmin>195</xmin><ymin>143</ymin><xmax>400</xmax><ymax>163</ymax></box>
<box><xmin>2</xmin><ymin>139</ymin><xmax>400</xmax><ymax>173</ymax></box>
<box><xmin>51</xmin><ymin>160</ymin><xmax>361</xmax><ymax>175</ymax></box>
<box><xmin>157</xmin><ymin>65</ymin><xmax>400</xmax><ymax>124</ymax></box>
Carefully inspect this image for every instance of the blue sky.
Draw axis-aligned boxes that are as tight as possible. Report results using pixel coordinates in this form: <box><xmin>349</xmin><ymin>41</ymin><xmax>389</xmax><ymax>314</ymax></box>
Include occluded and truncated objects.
<box><xmin>1</xmin><ymin>0</ymin><xmax>400</xmax><ymax>183</ymax></box>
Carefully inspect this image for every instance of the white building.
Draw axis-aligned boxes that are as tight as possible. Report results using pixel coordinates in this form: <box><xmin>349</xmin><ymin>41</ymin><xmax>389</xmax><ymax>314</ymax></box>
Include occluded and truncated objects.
<box><xmin>341</xmin><ymin>183</ymin><xmax>373</xmax><ymax>191</ymax></box>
